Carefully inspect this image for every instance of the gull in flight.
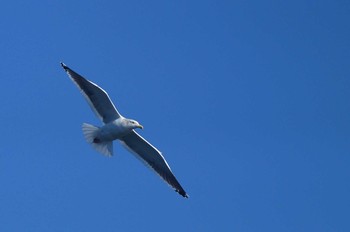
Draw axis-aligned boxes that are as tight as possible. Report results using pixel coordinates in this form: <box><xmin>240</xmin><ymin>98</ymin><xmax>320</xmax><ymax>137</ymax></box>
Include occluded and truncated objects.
<box><xmin>60</xmin><ymin>63</ymin><xmax>188</xmax><ymax>198</ymax></box>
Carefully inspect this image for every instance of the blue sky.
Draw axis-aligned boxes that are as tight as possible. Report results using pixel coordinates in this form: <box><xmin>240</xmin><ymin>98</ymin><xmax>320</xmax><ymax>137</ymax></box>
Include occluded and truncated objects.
<box><xmin>0</xmin><ymin>0</ymin><xmax>349</xmax><ymax>231</ymax></box>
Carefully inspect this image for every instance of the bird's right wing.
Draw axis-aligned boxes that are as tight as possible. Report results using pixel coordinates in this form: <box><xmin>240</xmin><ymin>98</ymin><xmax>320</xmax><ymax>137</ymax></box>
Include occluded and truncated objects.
<box><xmin>61</xmin><ymin>63</ymin><xmax>121</xmax><ymax>123</ymax></box>
<box><xmin>120</xmin><ymin>130</ymin><xmax>188</xmax><ymax>198</ymax></box>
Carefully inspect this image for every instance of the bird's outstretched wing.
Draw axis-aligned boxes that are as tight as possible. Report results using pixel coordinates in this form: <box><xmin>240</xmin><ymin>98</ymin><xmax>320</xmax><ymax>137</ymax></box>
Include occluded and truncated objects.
<box><xmin>61</xmin><ymin>63</ymin><xmax>121</xmax><ymax>123</ymax></box>
<box><xmin>120</xmin><ymin>131</ymin><xmax>188</xmax><ymax>198</ymax></box>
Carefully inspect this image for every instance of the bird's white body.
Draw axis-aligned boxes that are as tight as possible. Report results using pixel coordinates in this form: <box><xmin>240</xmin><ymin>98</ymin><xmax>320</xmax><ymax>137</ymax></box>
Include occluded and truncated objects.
<box><xmin>82</xmin><ymin>117</ymin><xmax>142</xmax><ymax>157</ymax></box>
<box><xmin>98</xmin><ymin>118</ymin><xmax>135</xmax><ymax>141</ymax></box>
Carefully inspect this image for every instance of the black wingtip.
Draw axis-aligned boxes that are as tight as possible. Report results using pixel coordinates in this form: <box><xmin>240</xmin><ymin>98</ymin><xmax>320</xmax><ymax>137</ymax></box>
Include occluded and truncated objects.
<box><xmin>177</xmin><ymin>189</ymin><xmax>189</xmax><ymax>198</ymax></box>
<box><xmin>60</xmin><ymin>62</ymin><xmax>68</xmax><ymax>70</ymax></box>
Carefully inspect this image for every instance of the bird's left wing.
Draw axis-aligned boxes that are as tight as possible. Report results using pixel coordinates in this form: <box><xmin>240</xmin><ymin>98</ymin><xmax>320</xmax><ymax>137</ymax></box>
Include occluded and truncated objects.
<box><xmin>120</xmin><ymin>131</ymin><xmax>188</xmax><ymax>198</ymax></box>
<box><xmin>61</xmin><ymin>63</ymin><xmax>121</xmax><ymax>123</ymax></box>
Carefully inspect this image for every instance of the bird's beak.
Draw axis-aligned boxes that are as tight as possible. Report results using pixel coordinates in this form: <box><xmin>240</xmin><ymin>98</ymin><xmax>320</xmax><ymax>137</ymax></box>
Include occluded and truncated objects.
<box><xmin>138</xmin><ymin>124</ymin><xmax>144</xmax><ymax>129</ymax></box>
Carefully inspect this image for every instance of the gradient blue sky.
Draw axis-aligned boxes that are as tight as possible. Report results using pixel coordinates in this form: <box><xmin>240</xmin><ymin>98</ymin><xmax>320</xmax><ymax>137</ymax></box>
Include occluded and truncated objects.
<box><xmin>1</xmin><ymin>0</ymin><xmax>349</xmax><ymax>231</ymax></box>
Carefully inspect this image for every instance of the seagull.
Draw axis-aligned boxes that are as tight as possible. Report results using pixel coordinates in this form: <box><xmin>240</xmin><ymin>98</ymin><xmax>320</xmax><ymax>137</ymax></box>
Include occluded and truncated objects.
<box><xmin>60</xmin><ymin>63</ymin><xmax>188</xmax><ymax>198</ymax></box>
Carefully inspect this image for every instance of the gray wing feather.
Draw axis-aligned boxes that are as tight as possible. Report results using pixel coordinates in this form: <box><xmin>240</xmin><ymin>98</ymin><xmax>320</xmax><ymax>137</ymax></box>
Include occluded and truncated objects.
<box><xmin>120</xmin><ymin>130</ymin><xmax>188</xmax><ymax>198</ymax></box>
<box><xmin>61</xmin><ymin>63</ymin><xmax>121</xmax><ymax>123</ymax></box>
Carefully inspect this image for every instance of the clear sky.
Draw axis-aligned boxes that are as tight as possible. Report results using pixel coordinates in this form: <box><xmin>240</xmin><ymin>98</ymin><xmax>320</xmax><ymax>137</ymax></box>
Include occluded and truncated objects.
<box><xmin>0</xmin><ymin>0</ymin><xmax>349</xmax><ymax>231</ymax></box>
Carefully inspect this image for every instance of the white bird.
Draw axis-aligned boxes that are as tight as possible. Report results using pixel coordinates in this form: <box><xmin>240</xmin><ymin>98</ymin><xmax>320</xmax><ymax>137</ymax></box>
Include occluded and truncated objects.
<box><xmin>60</xmin><ymin>63</ymin><xmax>188</xmax><ymax>198</ymax></box>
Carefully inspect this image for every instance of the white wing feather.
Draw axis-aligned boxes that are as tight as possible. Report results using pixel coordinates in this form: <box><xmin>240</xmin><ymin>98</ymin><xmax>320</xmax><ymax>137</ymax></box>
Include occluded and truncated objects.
<box><xmin>120</xmin><ymin>130</ymin><xmax>188</xmax><ymax>198</ymax></box>
<box><xmin>61</xmin><ymin>63</ymin><xmax>121</xmax><ymax>124</ymax></box>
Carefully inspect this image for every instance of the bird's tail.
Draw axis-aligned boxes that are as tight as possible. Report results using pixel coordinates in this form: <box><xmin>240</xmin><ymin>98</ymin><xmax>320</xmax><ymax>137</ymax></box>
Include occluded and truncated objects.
<box><xmin>82</xmin><ymin>123</ymin><xmax>113</xmax><ymax>157</ymax></box>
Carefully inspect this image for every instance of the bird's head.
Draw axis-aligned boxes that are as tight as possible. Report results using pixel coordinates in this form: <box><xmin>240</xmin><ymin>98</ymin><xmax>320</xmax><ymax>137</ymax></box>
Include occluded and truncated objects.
<box><xmin>127</xmin><ymin>119</ymin><xmax>143</xmax><ymax>130</ymax></box>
